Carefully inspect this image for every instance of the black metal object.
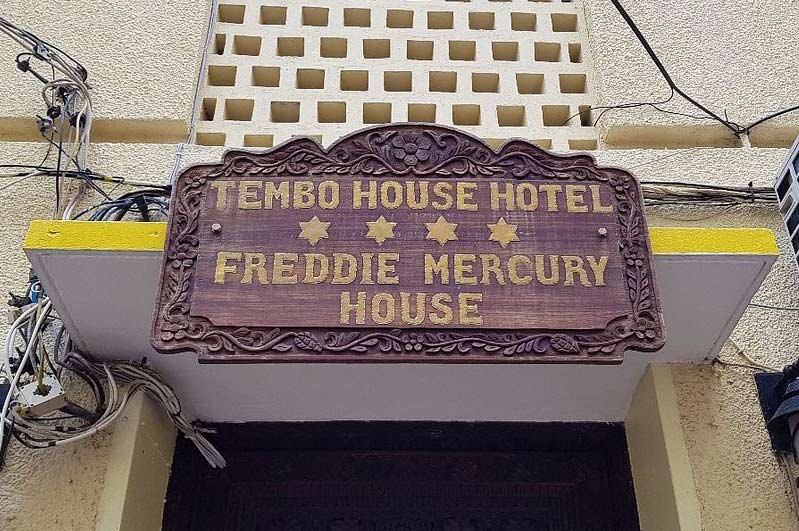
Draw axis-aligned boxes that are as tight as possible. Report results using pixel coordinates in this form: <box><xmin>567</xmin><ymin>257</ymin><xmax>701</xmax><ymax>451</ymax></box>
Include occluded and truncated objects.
<box><xmin>162</xmin><ymin>422</ymin><xmax>640</xmax><ymax>531</ymax></box>
<box><xmin>756</xmin><ymin>372</ymin><xmax>793</xmax><ymax>452</ymax></box>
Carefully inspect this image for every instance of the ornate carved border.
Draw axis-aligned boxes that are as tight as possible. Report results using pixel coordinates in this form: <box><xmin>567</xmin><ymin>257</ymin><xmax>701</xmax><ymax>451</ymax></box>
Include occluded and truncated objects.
<box><xmin>150</xmin><ymin>124</ymin><xmax>665</xmax><ymax>363</ymax></box>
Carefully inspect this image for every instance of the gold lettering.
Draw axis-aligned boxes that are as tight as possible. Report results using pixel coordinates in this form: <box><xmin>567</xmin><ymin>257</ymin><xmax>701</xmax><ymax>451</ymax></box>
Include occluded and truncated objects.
<box><xmin>508</xmin><ymin>255</ymin><xmax>533</xmax><ymax>285</ymax></box>
<box><xmin>264</xmin><ymin>181</ymin><xmax>289</xmax><ymax>209</ymax></box>
<box><xmin>539</xmin><ymin>184</ymin><xmax>562</xmax><ymax>212</ymax></box>
<box><xmin>302</xmin><ymin>253</ymin><xmax>329</xmax><ymax>284</ymax></box>
<box><xmin>516</xmin><ymin>183</ymin><xmax>538</xmax><ymax>211</ymax></box>
<box><xmin>272</xmin><ymin>252</ymin><xmax>298</xmax><ymax>284</ymax></box>
<box><xmin>238</xmin><ymin>181</ymin><xmax>262</xmax><ymax>209</ymax></box>
<box><xmin>429</xmin><ymin>293</ymin><xmax>453</xmax><ymax>325</ymax></box>
<box><xmin>210</xmin><ymin>180</ymin><xmax>236</xmax><ymax>210</ymax></box>
<box><xmin>479</xmin><ymin>253</ymin><xmax>506</xmax><ymax>285</ymax></box>
<box><xmin>332</xmin><ymin>253</ymin><xmax>358</xmax><ymax>284</ymax></box>
<box><xmin>535</xmin><ymin>255</ymin><xmax>560</xmax><ymax>285</ymax></box>
<box><xmin>377</xmin><ymin>252</ymin><xmax>400</xmax><ymax>285</ymax></box>
<box><xmin>565</xmin><ymin>185</ymin><xmax>588</xmax><ymax>213</ymax></box>
<box><xmin>456</xmin><ymin>182</ymin><xmax>478</xmax><ymax>211</ymax></box>
<box><xmin>432</xmin><ymin>182</ymin><xmax>454</xmax><ymax>210</ymax></box>
<box><xmin>454</xmin><ymin>253</ymin><xmax>477</xmax><ymax>285</ymax></box>
<box><xmin>586</xmin><ymin>256</ymin><xmax>608</xmax><ymax>286</ymax></box>
<box><xmin>317</xmin><ymin>180</ymin><xmax>340</xmax><ymax>209</ymax></box>
<box><xmin>353</xmin><ymin>180</ymin><xmax>377</xmax><ymax>209</ymax></box>
<box><xmin>563</xmin><ymin>255</ymin><xmax>590</xmax><ymax>287</ymax></box>
<box><xmin>490</xmin><ymin>182</ymin><xmax>515</xmax><ymax>211</ymax></box>
<box><xmin>293</xmin><ymin>181</ymin><xmax>315</xmax><ymax>209</ymax></box>
<box><xmin>424</xmin><ymin>254</ymin><xmax>449</xmax><ymax>285</ymax></box>
<box><xmin>458</xmin><ymin>293</ymin><xmax>483</xmax><ymax>325</ymax></box>
<box><xmin>381</xmin><ymin>181</ymin><xmax>403</xmax><ymax>209</ymax></box>
<box><xmin>340</xmin><ymin>292</ymin><xmax>366</xmax><ymax>324</ymax></box>
<box><xmin>371</xmin><ymin>293</ymin><xmax>395</xmax><ymax>325</ymax></box>
<box><xmin>360</xmin><ymin>253</ymin><xmax>374</xmax><ymax>285</ymax></box>
<box><xmin>406</xmin><ymin>181</ymin><xmax>429</xmax><ymax>209</ymax></box>
<box><xmin>590</xmin><ymin>185</ymin><xmax>614</xmax><ymax>213</ymax></box>
<box><xmin>241</xmin><ymin>252</ymin><xmax>268</xmax><ymax>284</ymax></box>
<box><xmin>400</xmin><ymin>292</ymin><xmax>426</xmax><ymax>325</ymax></box>
<box><xmin>214</xmin><ymin>252</ymin><xmax>242</xmax><ymax>283</ymax></box>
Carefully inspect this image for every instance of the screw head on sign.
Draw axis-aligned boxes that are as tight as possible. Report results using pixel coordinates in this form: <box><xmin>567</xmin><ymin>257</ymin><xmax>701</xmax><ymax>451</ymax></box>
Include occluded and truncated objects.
<box><xmin>211</xmin><ymin>223</ymin><xmax>222</xmax><ymax>234</ymax></box>
<box><xmin>597</xmin><ymin>227</ymin><xmax>608</xmax><ymax>238</ymax></box>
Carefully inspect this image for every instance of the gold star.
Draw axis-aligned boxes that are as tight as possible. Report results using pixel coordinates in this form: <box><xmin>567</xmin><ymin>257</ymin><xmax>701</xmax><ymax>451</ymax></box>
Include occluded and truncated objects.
<box><xmin>298</xmin><ymin>215</ymin><xmax>331</xmax><ymax>246</ymax></box>
<box><xmin>487</xmin><ymin>217</ymin><xmax>519</xmax><ymax>248</ymax></box>
<box><xmin>425</xmin><ymin>215</ymin><xmax>458</xmax><ymax>246</ymax></box>
<box><xmin>365</xmin><ymin>215</ymin><xmax>397</xmax><ymax>245</ymax></box>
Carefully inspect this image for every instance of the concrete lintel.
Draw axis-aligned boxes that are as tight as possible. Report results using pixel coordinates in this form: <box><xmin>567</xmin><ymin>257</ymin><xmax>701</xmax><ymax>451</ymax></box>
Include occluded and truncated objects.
<box><xmin>95</xmin><ymin>393</ymin><xmax>176</xmax><ymax>531</ymax></box>
<box><xmin>626</xmin><ymin>363</ymin><xmax>703</xmax><ymax>531</ymax></box>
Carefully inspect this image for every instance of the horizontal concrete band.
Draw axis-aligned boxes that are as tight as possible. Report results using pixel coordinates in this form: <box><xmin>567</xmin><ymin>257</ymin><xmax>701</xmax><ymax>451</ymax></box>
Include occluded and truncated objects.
<box><xmin>24</xmin><ymin>220</ymin><xmax>779</xmax><ymax>256</ymax></box>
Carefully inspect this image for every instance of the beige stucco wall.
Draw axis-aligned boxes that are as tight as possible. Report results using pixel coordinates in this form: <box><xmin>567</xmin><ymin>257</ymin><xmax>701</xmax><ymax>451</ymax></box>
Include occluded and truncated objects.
<box><xmin>1</xmin><ymin>0</ymin><xmax>798</xmax><ymax>529</ymax></box>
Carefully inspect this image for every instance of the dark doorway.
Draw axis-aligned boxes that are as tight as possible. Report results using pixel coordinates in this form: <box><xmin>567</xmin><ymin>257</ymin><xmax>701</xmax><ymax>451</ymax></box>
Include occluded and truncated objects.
<box><xmin>163</xmin><ymin>422</ymin><xmax>639</xmax><ymax>531</ymax></box>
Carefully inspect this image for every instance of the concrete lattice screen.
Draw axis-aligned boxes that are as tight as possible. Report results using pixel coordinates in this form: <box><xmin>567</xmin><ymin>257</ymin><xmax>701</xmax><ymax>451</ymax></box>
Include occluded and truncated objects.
<box><xmin>197</xmin><ymin>0</ymin><xmax>597</xmax><ymax>150</ymax></box>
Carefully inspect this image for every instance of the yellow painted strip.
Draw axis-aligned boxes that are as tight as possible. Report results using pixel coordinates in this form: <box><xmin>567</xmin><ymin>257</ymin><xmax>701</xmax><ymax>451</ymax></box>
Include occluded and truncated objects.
<box><xmin>24</xmin><ymin>221</ymin><xmax>166</xmax><ymax>252</ymax></box>
<box><xmin>649</xmin><ymin>227</ymin><xmax>778</xmax><ymax>255</ymax></box>
<box><xmin>24</xmin><ymin>221</ymin><xmax>778</xmax><ymax>255</ymax></box>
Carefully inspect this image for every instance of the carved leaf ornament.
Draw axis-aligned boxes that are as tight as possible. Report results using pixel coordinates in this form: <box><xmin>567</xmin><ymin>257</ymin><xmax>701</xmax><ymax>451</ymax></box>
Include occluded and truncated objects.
<box><xmin>151</xmin><ymin>124</ymin><xmax>665</xmax><ymax>363</ymax></box>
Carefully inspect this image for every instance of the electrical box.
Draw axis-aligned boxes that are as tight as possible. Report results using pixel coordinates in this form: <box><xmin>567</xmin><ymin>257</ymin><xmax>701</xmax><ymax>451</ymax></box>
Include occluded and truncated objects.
<box><xmin>775</xmin><ymin>134</ymin><xmax>799</xmax><ymax>265</ymax></box>
<box><xmin>18</xmin><ymin>375</ymin><xmax>66</xmax><ymax>417</ymax></box>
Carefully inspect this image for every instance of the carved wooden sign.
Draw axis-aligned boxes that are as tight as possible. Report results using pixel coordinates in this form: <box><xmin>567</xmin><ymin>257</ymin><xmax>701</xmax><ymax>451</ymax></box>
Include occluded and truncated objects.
<box><xmin>151</xmin><ymin>124</ymin><xmax>665</xmax><ymax>363</ymax></box>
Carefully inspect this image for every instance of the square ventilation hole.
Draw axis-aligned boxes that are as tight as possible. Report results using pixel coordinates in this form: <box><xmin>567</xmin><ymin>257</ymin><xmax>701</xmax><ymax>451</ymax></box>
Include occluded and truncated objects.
<box><xmin>407</xmin><ymin>40</ymin><xmax>433</xmax><ymax>60</ymax></box>
<box><xmin>320</xmin><ymin>37</ymin><xmax>347</xmax><ymax>58</ymax></box>
<box><xmin>243</xmin><ymin>134</ymin><xmax>274</xmax><ymax>148</ymax></box>
<box><xmin>208</xmin><ymin>65</ymin><xmax>236</xmax><ymax>86</ymax></box>
<box><xmin>535</xmin><ymin>42</ymin><xmax>561</xmax><ymax>62</ymax></box>
<box><xmin>219</xmin><ymin>4</ymin><xmax>245</xmax><ymax>23</ymax></box>
<box><xmin>408</xmin><ymin>104</ymin><xmax>436</xmax><ymax>123</ymax></box>
<box><xmin>384</xmin><ymin>71</ymin><xmax>412</xmax><ymax>92</ymax></box>
<box><xmin>469</xmin><ymin>12</ymin><xmax>495</xmax><ymax>30</ymax></box>
<box><xmin>195</xmin><ymin>132</ymin><xmax>226</xmax><ymax>146</ymax></box>
<box><xmin>302</xmin><ymin>7</ymin><xmax>328</xmax><ymax>26</ymax></box>
<box><xmin>201</xmin><ymin>98</ymin><xmax>216</xmax><ymax>121</ymax></box>
<box><xmin>497</xmin><ymin>106</ymin><xmax>525</xmax><ymax>127</ymax></box>
<box><xmin>428</xmin><ymin>11</ymin><xmax>454</xmax><ymax>29</ymax></box>
<box><xmin>214</xmin><ymin>34</ymin><xmax>226</xmax><ymax>54</ymax></box>
<box><xmin>344</xmin><ymin>8</ymin><xmax>371</xmax><ymax>27</ymax></box>
<box><xmin>364</xmin><ymin>39</ymin><xmax>390</xmax><ymax>59</ymax></box>
<box><xmin>492</xmin><ymin>42</ymin><xmax>518</xmax><ymax>61</ymax></box>
<box><xmin>260</xmin><ymin>6</ymin><xmax>286</xmax><ymax>25</ymax></box>
<box><xmin>453</xmin><ymin>104</ymin><xmax>481</xmax><ymax>126</ymax></box>
<box><xmin>472</xmin><ymin>73</ymin><xmax>499</xmax><ymax>93</ymax></box>
<box><xmin>551</xmin><ymin>13</ymin><xmax>578</xmax><ymax>32</ymax></box>
<box><xmin>318</xmin><ymin>102</ymin><xmax>346</xmax><ymax>123</ymax></box>
<box><xmin>297</xmin><ymin>69</ymin><xmax>325</xmax><ymax>89</ymax></box>
<box><xmin>252</xmin><ymin>66</ymin><xmax>280</xmax><ymax>87</ymax></box>
<box><xmin>429</xmin><ymin>71</ymin><xmax>457</xmax><ymax>93</ymax></box>
<box><xmin>516</xmin><ymin>73</ymin><xmax>544</xmax><ymax>94</ymax></box>
<box><xmin>511</xmin><ymin>12</ymin><xmax>536</xmax><ymax>31</ymax></box>
<box><xmin>225</xmin><ymin>99</ymin><xmax>254</xmax><ymax>121</ymax></box>
<box><xmin>568</xmin><ymin>43</ymin><xmax>582</xmax><ymax>63</ymax></box>
<box><xmin>363</xmin><ymin>103</ymin><xmax>392</xmax><ymax>124</ymax></box>
<box><xmin>568</xmin><ymin>139</ymin><xmax>597</xmax><ymax>150</ymax></box>
<box><xmin>271</xmin><ymin>101</ymin><xmax>301</xmax><ymax>123</ymax></box>
<box><xmin>233</xmin><ymin>35</ymin><xmax>261</xmax><ymax>56</ymax></box>
<box><xmin>277</xmin><ymin>37</ymin><xmax>304</xmax><ymax>57</ymax></box>
<box><xmin>542</xmin><ymin>105</ymin><xmax>570</xmax><ymax>126</ymax></box>
<box><xmin>533</xmin><ymin>139</ymin><xmax>553</xmax><ymax>150</ymax></box>
<box><xmin>341</xmin><ymin>70</ymin><xmax>368</xmax><ymax>91</ymax></box>
<box><xmin>559</xmin><ymin>73</ymin><xmax>586</xmax><ymax>94</ymax></box>
<box><xmin>449</xmin><ymin>41</ymin><xmax>476</xmax><ymax>61</ymax></box>
<box><xmin>387</xmin><ymin>10</ymin><xmax>413</xmax><ymax>28</ymax></box>
<box><xmin>579</xmin><ymin>105</ymin><xmax>591</xmax><ymax>126</ymax></box>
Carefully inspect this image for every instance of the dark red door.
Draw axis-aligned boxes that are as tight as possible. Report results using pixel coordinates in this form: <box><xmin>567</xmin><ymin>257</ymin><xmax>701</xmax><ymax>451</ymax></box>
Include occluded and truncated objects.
<box><xmin>163</xmin><ymin>422</ymin><xmax>639</xmax><ymax>531</ymax></box>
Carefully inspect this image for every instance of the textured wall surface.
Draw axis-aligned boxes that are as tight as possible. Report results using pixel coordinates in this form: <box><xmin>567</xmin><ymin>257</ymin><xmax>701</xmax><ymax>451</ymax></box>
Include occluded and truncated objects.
<box><xmin>0</xmin><ymin>0</ymin><xmax>208</xmax><ymax>141</ymax></box>
<box><xmin>584</xmin><ymin>0</ymin><xmax>799</xmax><ymax>147</ymax></box>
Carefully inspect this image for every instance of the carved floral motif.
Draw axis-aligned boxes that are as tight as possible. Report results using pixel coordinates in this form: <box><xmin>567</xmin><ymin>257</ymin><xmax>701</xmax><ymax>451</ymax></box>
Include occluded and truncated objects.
<box><xmin>151</xmin><ymin>125</ymin><xmax>664</xmax><ymax>362</ymax></box>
